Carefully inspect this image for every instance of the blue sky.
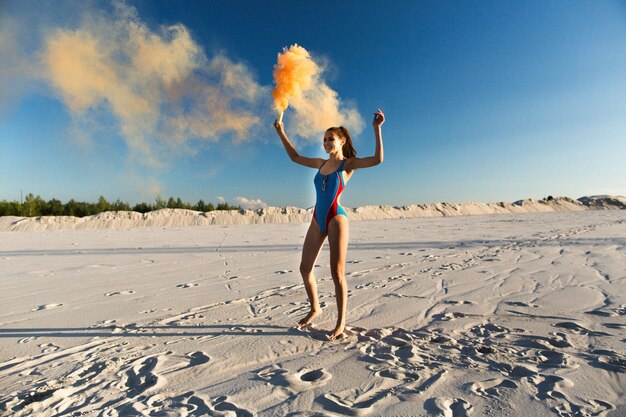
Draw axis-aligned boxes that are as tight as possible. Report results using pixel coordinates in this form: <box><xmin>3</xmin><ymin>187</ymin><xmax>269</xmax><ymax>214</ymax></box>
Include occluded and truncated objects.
<box><xmin>1</xmin><ymin>0</ymin><xmax>625</xmax><ymax>209</ymax></box>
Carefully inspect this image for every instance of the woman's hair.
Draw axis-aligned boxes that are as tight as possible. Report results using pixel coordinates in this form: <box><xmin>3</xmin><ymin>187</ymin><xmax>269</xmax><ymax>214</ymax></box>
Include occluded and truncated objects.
<box><xmin>326</xmin><ymin>126</ymin><xmax>357</xmax><ymax>158</ymax></box>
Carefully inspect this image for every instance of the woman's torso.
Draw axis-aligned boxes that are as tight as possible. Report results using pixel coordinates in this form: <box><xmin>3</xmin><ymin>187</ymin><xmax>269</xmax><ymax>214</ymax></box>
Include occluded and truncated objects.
<box><xmin>314</xmin><ymin>159</ymin><xmax>353</xmax><ymax>208</ymax></box>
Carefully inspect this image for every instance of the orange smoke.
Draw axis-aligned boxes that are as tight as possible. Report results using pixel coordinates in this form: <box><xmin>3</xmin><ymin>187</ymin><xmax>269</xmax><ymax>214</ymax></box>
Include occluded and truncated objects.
<box><xmin>271</xmin><ymin>44</ymin><xmax>364</xmax><ymax>139</ymax></box>
<box><xmin>40</xmin><ymin>3</ymin><xmax>263</xmax><ymax>168</ymax></box>
<box><xmin>272</xmin><ymin>44</ymin><xmax>319</xmax><ymax>120</ymax></box>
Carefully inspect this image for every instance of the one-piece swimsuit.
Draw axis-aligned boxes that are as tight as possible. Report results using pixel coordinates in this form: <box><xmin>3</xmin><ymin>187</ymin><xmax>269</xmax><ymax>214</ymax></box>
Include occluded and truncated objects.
<box><xmin>313</xmin><ymin>159</ymin><xmax>348</xmax><ymax>235</ymax></box>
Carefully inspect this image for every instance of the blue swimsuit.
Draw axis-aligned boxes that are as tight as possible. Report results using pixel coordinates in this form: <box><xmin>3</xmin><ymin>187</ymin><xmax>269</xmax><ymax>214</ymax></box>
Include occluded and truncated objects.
<box><xmin>313</xmin><ymin>160</ymin><xmax>348</xmax><ymax>235</ymax></box>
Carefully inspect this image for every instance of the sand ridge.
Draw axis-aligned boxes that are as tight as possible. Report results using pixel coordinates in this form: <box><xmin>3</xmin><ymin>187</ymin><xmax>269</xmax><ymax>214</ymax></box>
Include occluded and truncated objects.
<box><xmin>1</xmin><ymin>195</ymin><xmax>624</xmax><ymax>231</ymax></box>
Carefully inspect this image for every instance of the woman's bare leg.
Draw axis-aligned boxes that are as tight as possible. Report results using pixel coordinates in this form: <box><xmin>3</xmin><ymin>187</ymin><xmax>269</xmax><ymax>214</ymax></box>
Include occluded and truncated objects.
<box><xmin>298</xmin><ymin>220</ymin><xmax>326</xmax><ymax>328</ymax></box>
<box><xmin>327</xmin><ymin>215</ymin><xmax>349</xmax><ymax>340</ymax></box>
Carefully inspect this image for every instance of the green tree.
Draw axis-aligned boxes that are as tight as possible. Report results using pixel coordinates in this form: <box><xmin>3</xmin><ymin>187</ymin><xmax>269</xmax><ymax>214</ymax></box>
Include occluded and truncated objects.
<box><xmin>0</xmin><ymin>200</ymin><xmax>21</xmax><ymax>216</ymax></box>
<box><xmin>64</xmin><ymin>199</ymin><xmax>91</xmax><ymax>217</ymax></box>
<box><xmin>97</xmin><ymin>196</ymin><xmax>111</xmax><ymax>213</ymax></box>
<box><xmin>44</xmin><ymin>198</ymin><xmax>64</xmax><ymax>216</ymax></box>
<box><xmin>0</xmin><ymin>195</ymin><xmax>241</xmax><ymax>217</ymax></box>
<box><xmin>133</xmin><ymin>202</ymin><xmax>152</xmax><ymax>213</ymax></box>
<box><xmin>217</xmin><ymin>202</ymin><xmax>239</xmax><ymax>211</ymax></box>
<box><xmin>155</xmin><ymin>196</ymin><xmax>166</xmax><ymax>209</ymax></box>
<box><xmin>112</xmin><ymin>199</ymin><xmax>131</xmax><ymax>211</ymax></box>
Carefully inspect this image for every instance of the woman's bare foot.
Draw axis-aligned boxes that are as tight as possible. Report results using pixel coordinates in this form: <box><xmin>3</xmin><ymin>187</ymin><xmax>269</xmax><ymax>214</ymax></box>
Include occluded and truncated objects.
<box><xmin>298</xmin><ymin>308</ymin><xmax>322</xmax><ymax>329</ymax></box>
<box><xmin>328</xmin><ymin>324</ymin><xmax>345</xmax><ymax>340</ymax></box>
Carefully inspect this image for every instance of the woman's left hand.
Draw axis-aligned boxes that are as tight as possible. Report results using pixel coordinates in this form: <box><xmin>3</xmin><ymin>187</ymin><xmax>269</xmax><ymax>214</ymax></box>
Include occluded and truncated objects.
<box><xmin>373</xmin><ymin>109</ymin><xmax>385</xmax><ymax>128</ymax></box>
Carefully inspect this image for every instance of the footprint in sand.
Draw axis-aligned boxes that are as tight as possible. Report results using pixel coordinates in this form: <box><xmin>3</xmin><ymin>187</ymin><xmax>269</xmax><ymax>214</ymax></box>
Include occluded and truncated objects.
<box><xmin>210</xmin><ymin>396</ymin><xmax>255</xmax><ymax>417</ymax></box>
<box><xmin>274</xmin><ymin>270</ymin><xmax>293</xmax><ymax>274</ymax></box>
<box><xmin>583</xmin><ymin>349</ymin><xmax>626</xmax><ymax>373</ymax></box>
<box><xmin>371</xmin><ymin>366</ymin><xmax>421</xmax><ymax>382</ymax></box>
<box><xmin>553</xmin><ymin>321</ymin><xmax>611</xmax><ymax>337</ymax></box>
<box><xmin>532</xmin><ymin>374</ymin><xmax>574</xmax><ymax>401</ymax></box>
<box><xmin>530</xmin><ymin>374</ymin><xmax>615</xmax><ymax>415</ymax></box>
<box><xmin>39</xmin><ymin>343</ymin><xmax>60</xmax><ymax>353</ymax></box>
<box><xmin>257</xmin><ymin>365</ymin><xmax>332</xmax><ymax>393</ymax></box>
<box><xmin>230</xmin><ymin>326</ymin><xmax>263</xmax><ymax>333</ymax></box>
<box><xmin>443</xmin><ymin>300</ymin><xmax>474</xmax><ymax>305</ymax></box>
<box><xmin>186</xmin><ymin>351</ymin><xmax>210</xmax><ymax>367</ymax></box>
<box><xmin>505</xmin><ymin>301</ymin><xmax>538</xmax><ymax>308</ymax></box>
<box><xmin>470</xmin><ymin>322</ymin><xmax>510</xmax><ymax>338</ymax></box>
<box><xmin>586</xmin><ymin>306</ymin><xmax>626</xmax><ymax>317</ymax></box>
<box><xmin>122</xmin><ymin>354</ymin><xmax>169</xmax><ymax>395</ymax></box>
<box><xmin>533</xmin><ymin>349</ymin><xmax>577</xmax><ymax>369</ymax></box>
<box><xmin>387</xmin><ymin>274</ymin><xmax>409</xmax><ymax>282</ymax></box>
<box><xmin>440</xmin><ymin>262</ymin><xmax>464</xmax><ymax>271</ymax></box>
<box><xmin>470</xmin><ymin>378</ymin><xmax>517</xmax><ymax>398</ymax></box>
<box><xmin>176</xmin><ymin>283</ymin><xmax>198</xmax><ymax>289</ymax></box>
<box><xmin>427</xmin><ymin>397</ymin><xmax>474</xmax><ymax>417</ymax></box>
<box><xmin>544</xmin><ymin>333</ymin><xmax>572</xmax><ymax>348</ymax></box>
<box><xmin>355</xmin><ymin>281</ymin><xmax>387</xmax><ymax>290</ymax></box>
<box><xmin>32</xmin><ymin>303</ymin><xmax>63</xmax><ymax>311</ymax></box>
<box><xmin>105</xmin><ymin>290</ymin><xmax>135</xmax><ymax>296</ymax></box>
<box><xmin>296</xmin><ymin>368</ymin><xmax>332</xmax><ymax>384</ymax></box>
<box><xmin>320</xmin><ymin>384</ymin><xmax>392</xmax><ymax>416</ymax></box>
<box><xmin>91</xmin><ymin>319</ymin><xmax>117</xmax><ymax>328</ymax></box>
<box><xmin>110</xmin><ymin>323</ymin><xmax>141</xmax><ymax>334</ymax></box>
<box><xmin>554</xmin><ymin>399</ymin><xmax>615</xmax><ymax>417</ymax></box>
<box><xmin>433</xmin><ymin>311</ymin><xmax>466</xmax><ymax>322</ymax></box>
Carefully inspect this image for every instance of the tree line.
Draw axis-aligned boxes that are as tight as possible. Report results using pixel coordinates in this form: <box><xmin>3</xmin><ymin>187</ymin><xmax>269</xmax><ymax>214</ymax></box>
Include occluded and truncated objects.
<box><xmin>0</xmin><ymin>194</ymin><xmax>240</xmax><ymax>217</ymax></box>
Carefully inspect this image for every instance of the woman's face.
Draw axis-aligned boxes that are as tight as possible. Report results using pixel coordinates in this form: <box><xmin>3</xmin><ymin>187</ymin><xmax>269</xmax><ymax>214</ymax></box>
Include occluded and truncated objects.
<box><xmin>323</xmin><ymin>132</ymin><xmax>345</xmax><ymax>154</ymax></box>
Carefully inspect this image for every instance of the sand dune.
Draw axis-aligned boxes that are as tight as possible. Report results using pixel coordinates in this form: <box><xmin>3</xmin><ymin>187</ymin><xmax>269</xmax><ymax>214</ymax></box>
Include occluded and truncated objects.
<box><xmin>1</xmin><ymin>195</ymin><xmax>624</xmax><ymax>231</ymax></box>
<box><xmin>0</xmin><ymin>209</ymin><xmax>624</xmax><ymax>416</ymax></box>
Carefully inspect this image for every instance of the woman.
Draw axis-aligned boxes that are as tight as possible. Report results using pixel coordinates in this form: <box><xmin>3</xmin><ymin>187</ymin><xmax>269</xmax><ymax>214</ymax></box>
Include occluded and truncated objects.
<box><xmin>273</xmin><ymin>109</ymin><xmax>385</xmax><ymax>340</ymax></box>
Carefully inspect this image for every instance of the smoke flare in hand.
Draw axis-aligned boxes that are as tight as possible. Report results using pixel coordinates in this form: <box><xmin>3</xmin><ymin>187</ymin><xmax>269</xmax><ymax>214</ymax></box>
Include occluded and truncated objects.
<box><xmin>271</xmin><ymin>44</ymin><xmax>364</xmax><ymax>139</ymax></box>
<box><xmin>272</xmin><ymin>44</ymin><xmax>318</xmax><ymax>121</ymax></box>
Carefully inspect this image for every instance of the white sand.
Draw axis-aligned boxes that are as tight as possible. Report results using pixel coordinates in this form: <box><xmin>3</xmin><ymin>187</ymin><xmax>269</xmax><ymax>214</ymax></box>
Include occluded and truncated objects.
<box><xmin>0</xmin><ymin>210</ymin><xmax>625</xmax><ymax>416</ymax></box>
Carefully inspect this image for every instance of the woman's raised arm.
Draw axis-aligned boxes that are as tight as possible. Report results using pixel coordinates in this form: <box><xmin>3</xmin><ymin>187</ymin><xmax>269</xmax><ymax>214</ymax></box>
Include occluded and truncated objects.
<box><xmin>345</xmin><ymin>109</ymin><xmax>385</xmax><ymax>171</ymax></box>
<box><xmin>273</xmin><ymin>119</ymin><xmax>324</xmax><ymax>169</ymax></box>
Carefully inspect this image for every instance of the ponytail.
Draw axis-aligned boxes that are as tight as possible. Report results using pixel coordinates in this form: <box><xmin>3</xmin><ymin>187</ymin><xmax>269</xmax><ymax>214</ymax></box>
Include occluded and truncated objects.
<box><xmin>326</xmin><ymin>126</ymin><xmax>357</xmax><ymax>159</ymax></box>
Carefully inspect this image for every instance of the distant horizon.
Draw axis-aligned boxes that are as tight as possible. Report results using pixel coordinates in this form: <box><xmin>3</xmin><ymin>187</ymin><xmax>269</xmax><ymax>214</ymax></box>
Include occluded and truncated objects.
<box><xmin>2</xmin><ymin>1</ymin><xmax>625</xmax><ymax>208</ymax></box>
<box><xmin>1</xmin><ymin>191</ymin><xmax>623</xmax><ymax>213</ymax></box>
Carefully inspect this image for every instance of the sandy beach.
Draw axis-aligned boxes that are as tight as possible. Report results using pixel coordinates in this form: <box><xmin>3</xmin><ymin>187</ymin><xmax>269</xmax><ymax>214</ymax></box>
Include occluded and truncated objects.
<box><xmin>1</xmin><ymin>209</ymin><xmax>625</xmax><ymax>416</ymax></box>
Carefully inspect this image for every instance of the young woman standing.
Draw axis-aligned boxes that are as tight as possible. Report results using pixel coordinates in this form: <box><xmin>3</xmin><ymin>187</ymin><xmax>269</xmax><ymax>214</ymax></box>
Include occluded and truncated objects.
<box><xmin>273</xmin><ymin>109</ymin><xmax>385</xmax><ymax>340</ymax></box>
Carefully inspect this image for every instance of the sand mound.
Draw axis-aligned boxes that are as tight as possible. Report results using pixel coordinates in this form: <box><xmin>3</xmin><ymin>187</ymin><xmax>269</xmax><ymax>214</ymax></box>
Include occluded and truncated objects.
<box><xmin>1</xmin><ymin>196</ymin><xmax>623</xmax><ymax>231</ymax></box>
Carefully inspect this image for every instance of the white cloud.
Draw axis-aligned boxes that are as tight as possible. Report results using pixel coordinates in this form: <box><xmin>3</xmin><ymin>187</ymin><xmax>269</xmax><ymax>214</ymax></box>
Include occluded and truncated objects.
<box><xmin>235</xmin><ymin>196</ymin><xmax>268</xmax><ymax>210</ymax></box>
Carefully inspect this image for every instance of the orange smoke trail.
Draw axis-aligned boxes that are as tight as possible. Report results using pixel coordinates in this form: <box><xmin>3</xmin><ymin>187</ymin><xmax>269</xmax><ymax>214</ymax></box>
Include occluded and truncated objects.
<box><xmin>272</xmin><ymin>44</ymin><xmax>319</xmax><ymax>121</ymax></box>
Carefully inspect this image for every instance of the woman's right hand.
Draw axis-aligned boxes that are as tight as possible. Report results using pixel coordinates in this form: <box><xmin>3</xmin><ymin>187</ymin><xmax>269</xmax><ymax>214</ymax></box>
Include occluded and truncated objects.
<box><xmin>273</xmin><ymin>119</ymin><xmax>284</xmax><ymax>134</ymax></box>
